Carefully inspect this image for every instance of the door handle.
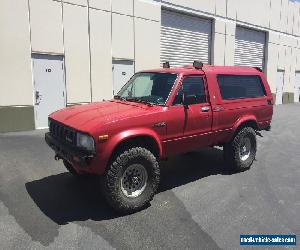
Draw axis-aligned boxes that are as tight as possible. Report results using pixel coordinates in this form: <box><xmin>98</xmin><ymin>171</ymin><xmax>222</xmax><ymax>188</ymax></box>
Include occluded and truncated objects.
<box><xmin>35</xmin><ymin>91</ymin><xmax>42</xmax><ymax>105</ymax></box>
<box><xmin>201</xmin><ymin>106</ymin><xmax>210</xmax><ymax>112</ymax></box>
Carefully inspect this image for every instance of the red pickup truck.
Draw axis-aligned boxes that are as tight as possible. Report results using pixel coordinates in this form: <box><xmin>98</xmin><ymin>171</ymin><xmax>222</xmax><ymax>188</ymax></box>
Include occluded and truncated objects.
<box><xmin>45</xmin><ymin>61</ymin><xmax>273</xmax><ymax>213</ymax></box>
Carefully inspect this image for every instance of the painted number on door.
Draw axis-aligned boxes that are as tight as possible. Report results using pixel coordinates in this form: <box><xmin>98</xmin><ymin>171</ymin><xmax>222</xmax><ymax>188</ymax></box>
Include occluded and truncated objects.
<box><xmin>46</xmin><ymin>68</ymin><xmax>52</xmax><ymax>73</ymax></box>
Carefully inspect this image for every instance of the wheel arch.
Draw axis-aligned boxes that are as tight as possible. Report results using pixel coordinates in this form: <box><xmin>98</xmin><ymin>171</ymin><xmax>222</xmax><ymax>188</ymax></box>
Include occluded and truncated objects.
<box><xmin>231</xmin><ymin>116</ymin><xmax>259</xmax><ymax>140</ymax></box>
<box><xmin>106</xmin><ymin>130</ymin><xmax>162</xmax><ymax>166</ymax></box>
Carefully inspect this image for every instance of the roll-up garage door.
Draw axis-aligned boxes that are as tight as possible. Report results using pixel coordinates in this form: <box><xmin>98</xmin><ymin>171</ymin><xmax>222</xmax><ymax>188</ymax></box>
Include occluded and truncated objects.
<box><xmin>234</xmin><ymin>27</ymin><xmax>266</xmax><ymax>69</ymax></box>
<box><xmin>161</xmin><ymin>10</ymin><xmax>212</xmax><ymax>67</ymax></box>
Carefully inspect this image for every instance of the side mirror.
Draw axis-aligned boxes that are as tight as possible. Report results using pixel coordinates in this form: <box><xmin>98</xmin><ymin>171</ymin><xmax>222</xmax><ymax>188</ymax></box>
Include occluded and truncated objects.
<box><xmin>182</xmin><ymin>93</ymin><xmax>197</xmax><ymax>107</ymax></box>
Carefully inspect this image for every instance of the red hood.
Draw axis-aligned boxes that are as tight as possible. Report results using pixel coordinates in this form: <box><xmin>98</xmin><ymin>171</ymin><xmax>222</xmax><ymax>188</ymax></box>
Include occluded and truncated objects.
<box><xmin>49</xmin><ymin>100</ymin><xmax>152</xmax><ymax>132</ymax></box>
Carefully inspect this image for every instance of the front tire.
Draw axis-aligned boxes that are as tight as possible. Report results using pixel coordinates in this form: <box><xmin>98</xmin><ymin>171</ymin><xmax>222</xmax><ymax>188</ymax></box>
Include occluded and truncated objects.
<box><xmin>103</xmin><ymin>147</ymin><xmax>160</xmax><ymax>214</ymax></box>
<box><xmin>223</xmin><ymin>127</ymin><xmax>257</xmax><ymax>171</ymax></box>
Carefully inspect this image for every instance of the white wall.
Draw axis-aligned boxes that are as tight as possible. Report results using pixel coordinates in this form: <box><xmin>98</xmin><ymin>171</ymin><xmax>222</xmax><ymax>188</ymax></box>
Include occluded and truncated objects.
<box><xmin>63</xmin><ymin>3</ymin><xmax>91</xmax><ymax>104</ymax></box>
<box><xmin>0</xmin><ymin>0</ymin><xmax>32</xmax><ymax>106</ymax></box>
<box><xmin>89</xmin><ymin>8</ymin><xmax>113</xmax><ymax>101</ymax></box>
<box><xmin>29</xmin><ymin>0</ymin><xmax>63</xmax><ymax>54</ymax></box>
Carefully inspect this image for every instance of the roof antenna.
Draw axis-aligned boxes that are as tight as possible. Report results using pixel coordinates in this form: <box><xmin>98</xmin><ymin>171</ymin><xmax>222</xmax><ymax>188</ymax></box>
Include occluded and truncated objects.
<box><xmin>193</xmin><ymin>61</ymin><xmax>203</xmax><ymax>70</ymax></box>
<box><xmin>163</xmin><ymin>62</ymin><xmax>170</xmax><ymax>68</ymax></box>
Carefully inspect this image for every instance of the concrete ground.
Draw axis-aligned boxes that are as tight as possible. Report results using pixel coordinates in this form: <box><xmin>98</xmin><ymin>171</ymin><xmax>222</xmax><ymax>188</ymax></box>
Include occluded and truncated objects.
<box><xmin>0</xmin><ymin>104</ymin><xmax>299</xmax><ymax>250</ymax></box>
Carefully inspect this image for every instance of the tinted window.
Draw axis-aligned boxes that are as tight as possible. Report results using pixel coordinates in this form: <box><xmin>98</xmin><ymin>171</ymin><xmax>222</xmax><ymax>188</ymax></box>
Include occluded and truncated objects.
<box><xmin>217</xmin><ymin>75</ymin><xmax>266</xmax><ymax>100</ymax></box>
<box><xmin>173</xmin><ymin>77</ymin><xmax>206</xmax><ymax>105</ymax></box>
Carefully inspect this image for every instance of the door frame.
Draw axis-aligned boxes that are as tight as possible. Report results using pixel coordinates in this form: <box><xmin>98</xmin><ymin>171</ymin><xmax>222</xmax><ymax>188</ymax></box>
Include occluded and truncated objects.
<box><xmin>31</xmin><ymin>53</ymin><xmax>66</xmax><ymax>129</ymax></box>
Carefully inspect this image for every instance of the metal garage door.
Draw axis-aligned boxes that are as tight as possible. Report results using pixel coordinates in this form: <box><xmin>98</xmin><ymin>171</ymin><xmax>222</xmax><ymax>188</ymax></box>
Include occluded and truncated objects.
<box><xmin>234</xmin><ymin>27</ymin><xmax>266</xmax><ymax>69</ymax></box>
<box><xmin>161</xmin><ymin>10</ymin><xmax>212</xmax><ymax>67</ymax></box>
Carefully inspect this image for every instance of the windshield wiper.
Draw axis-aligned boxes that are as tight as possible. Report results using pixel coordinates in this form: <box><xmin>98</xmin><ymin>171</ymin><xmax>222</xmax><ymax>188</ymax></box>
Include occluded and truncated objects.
<box><xmin>114</xmin><ymin>95</ymin><xmax>127</xmax><ymax>101</ymax></box>
<box><xmin>125</xmin><ymin>97</ymin><xmax>154</xmax><ymax>106</ymax></box>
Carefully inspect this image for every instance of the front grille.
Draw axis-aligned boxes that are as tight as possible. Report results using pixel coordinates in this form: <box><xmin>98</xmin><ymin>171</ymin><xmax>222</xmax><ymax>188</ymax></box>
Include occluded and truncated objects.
<box><xmin>49</xmin><ymin>120</ymin><xmax>76</xmax><ymax>146</ymax></box>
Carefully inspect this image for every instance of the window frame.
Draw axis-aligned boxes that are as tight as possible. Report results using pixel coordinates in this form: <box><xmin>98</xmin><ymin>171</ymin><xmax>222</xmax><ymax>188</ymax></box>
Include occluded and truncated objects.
<box><xmin>216</xmin><ymin>74</ymin><xmax>267</xmax><ymax>101</ymax></box>
<box><xmin>172</xmin><ymin>75</ymin><xmax>209</xmax><ymax>106</ymax></box>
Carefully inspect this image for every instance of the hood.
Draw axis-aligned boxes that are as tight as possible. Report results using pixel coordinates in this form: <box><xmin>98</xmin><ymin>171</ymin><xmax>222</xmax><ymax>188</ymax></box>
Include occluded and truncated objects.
<box><xmin>49</xmin><ymin>100</ymin><xmax>152</xmax><ymax>132</ymax></box>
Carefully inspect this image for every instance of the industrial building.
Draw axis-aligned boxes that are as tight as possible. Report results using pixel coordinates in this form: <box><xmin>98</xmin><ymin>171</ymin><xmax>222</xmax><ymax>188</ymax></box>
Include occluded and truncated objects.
<box><xmin>1</xmin><ymin>0</ymin><xmax>300</xmax><ymax>132</ymax></box>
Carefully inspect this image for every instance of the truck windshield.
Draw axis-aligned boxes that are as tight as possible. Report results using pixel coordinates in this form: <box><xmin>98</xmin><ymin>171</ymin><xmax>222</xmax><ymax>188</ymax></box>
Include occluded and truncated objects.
<box><xmin>115</xmin><ymin>72</ymin><xmax>177</xmax><ymax>105</ymax></box>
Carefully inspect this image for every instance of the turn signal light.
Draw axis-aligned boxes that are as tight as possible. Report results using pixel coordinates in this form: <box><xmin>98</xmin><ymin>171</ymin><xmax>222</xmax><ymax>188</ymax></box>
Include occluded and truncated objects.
<box><xmin>98</xmin><ymin>134</ymin><xmax>109</xmax><ymax>142</ymax></box>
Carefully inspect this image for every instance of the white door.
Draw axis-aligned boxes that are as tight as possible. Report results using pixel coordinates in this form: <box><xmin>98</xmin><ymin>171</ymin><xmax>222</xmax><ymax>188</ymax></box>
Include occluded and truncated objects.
<box><xmin>32</xmin><ymin>54</ymin><xmax>65</xmax><ymax>128</ymax></box>
<box><xmin>295</xmin><ymin>72</ymin><xmax>300</xmax><ymax>102</ymax></box>
<box><xmin>234</xmin><ymin>27</ymin><xmax>266</xmax><ymax>70</ymax></box>
<box><xmin>112</xmin><ymin>60</ymin><xmax>134</xmax><ymax>95</ymax></box>
<box><xmin>161</xmin><ymin>10</ymin><xmax>212</xmax><ymax>67</ymax></box>
<box><xmin>276</xmin><ymin>70</ymin><xmax>284</xmax><ymax>105</ymax></box>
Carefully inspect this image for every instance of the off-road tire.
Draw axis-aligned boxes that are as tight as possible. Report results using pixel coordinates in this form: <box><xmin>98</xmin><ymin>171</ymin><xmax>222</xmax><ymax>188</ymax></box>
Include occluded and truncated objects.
<box><xmin>223</xmin><ymin>127</ymin><xmax>257</xmax><ymax>171</ymax></box>
<box><xmin>103</xmin><ymin>147</ymin><xmax>160</xmax><ymax>214</ymax></box>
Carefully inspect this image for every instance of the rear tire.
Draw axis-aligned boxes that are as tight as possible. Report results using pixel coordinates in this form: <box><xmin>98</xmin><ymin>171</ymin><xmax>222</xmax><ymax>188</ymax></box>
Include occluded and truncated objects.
<box><xmin>223</xmin><ymin>127</ymin><xmax>257</xmax><ymax>171</ymax></box>
<box><xmin>102</xmin><ymin>147</ymin><xmax>160</xmax><ymax>214</ymax></box>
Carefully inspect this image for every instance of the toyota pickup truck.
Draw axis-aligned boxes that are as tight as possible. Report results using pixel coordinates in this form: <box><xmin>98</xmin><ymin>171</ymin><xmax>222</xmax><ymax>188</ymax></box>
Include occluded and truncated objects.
<box><xmin>45</xmin><ymin>61</ymin><xmax>273</xmax><ymax>213</ymax></box>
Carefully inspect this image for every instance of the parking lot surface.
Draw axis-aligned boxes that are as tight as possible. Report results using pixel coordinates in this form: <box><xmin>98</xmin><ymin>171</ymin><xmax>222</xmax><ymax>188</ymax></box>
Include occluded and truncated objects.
<box><xmin>0</xmin><ymin>104</ymin><xmax>299</xmax><ymax>250</ymax></box>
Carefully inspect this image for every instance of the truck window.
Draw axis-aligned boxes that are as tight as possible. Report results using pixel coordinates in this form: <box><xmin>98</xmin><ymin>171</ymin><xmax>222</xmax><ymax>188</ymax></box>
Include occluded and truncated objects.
<box><xmin>173</xmin><ymin>76</ymin><xmax>207</xmax><ymax>105</ymax></box>
<box><xmin>217</xmin><ymin>75</ymin><xmax>266</xmax><ymax>100</ymax></box>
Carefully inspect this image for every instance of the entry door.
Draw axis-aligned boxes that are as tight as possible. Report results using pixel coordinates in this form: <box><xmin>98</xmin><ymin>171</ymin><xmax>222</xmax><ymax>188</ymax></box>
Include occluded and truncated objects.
<box><xmin>276</xmin><ymin>70</ymin><xmax>284</xmax><ymax>105</ymax></box>
<box><xmin>295</xmin><ymin>72</ymin><xmax>300</xmax><ymax>102</ymax></box>
<box><xmin>112</xmin><ymin>60</ymin><xmax>134</xmax><ymax>95</ymax></box>
<box><xmin>32</xmin><ymin>54</ymin><xmax>65</xmax><ymax>128</ymax></box>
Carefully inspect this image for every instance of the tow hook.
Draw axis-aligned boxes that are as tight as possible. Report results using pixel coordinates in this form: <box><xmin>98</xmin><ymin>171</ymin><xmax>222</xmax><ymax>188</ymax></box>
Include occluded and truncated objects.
<box><xmin>55</xmin><ymin>154</ymin><xmax>61</xmax><ymax>161</ymax></box>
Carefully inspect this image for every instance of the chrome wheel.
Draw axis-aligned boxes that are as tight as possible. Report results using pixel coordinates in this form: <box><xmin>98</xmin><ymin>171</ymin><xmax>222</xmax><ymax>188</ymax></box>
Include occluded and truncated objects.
<box><xmin>239</xmin><ymin>137</ymin><xmax>251</xmax><ymax>161</ymax></box>
<box><xmin>120</xmin><ymin>164</ymin><xmax>148</xmax><ymax>198</ymax></box>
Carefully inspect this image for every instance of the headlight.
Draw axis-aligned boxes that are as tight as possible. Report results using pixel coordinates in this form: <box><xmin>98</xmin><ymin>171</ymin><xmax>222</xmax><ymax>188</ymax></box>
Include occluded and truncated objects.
<box><xmin>76</xmin><ymin>133</ymin><xmax>95</xmax><ymax>151</ymax></box>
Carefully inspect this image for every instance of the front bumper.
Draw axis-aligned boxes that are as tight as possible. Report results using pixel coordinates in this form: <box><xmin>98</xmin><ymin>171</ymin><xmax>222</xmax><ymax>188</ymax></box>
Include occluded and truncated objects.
<box><xmin>45</xmin><ymin>132</ymin><xmax>95</xmax><ymax>167</ymax></box>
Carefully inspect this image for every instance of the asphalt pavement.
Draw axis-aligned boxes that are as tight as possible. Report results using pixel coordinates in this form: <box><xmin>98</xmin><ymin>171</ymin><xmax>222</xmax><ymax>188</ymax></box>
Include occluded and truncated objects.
<box><xmin>0</xmin><ymin>104</ymin><xmax>299</xmax><ymax>250</ymax></box>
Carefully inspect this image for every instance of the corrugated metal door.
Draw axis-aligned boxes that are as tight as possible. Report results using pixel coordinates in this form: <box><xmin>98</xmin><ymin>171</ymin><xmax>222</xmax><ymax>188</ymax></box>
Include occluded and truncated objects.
<box><xmin>161</xmin><ymin>10</ymin><xmax>212</xmax><ymax>67</ymax></box>
<box><xmin>234</xmin><ymin>27</ymin><xmax>266</xmax><ymax>69</ymax></box>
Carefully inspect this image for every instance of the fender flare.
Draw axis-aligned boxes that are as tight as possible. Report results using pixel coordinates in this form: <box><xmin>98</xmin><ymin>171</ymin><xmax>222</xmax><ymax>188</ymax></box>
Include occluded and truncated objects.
<box><xmin>232</xmin><ymin>115</ymin><xmax>258</xmax><ymax>136</ymax></box>
<box><xmin>103</xmin><ymin>128</ymin><xmax>163</xmax><ymax>162</ymax></box>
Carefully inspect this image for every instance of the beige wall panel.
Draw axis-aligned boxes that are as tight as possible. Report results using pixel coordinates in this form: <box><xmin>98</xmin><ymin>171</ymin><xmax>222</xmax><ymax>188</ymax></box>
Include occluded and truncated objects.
<box><xmin>134</xmin><ymin>0</ymin><xmax>160</xmax><ymax>21</ymax></box>
<box><xmin>0</xmin><ymin>0</ymin><xmax>32</xmax><ymax>106</ymax></box>
<box><xmin>215</xmin><ymin>0</ymin><xmax>226</xmax><ymax>17</ymax></box>
<box><xmin>213</xmin><ymin>33</ymin><xmax>225</xmax><ymax>66</ymax></box>
<box><xmin>214</xmin><ymin>19</ymin><xmax>226</xmax><ymax>34</ymax></box>
<box><xmin>112</xmin><ymin>0</ymin><xmax>133</xmax><ymax>15</ymax></box>
<box><xmin>235</xmin><ymin>0</ymin><xmax>270</xmax><ymax>28</ymax></box>
<box><xmin>30</xmin><ymin>0</ymin><xmax>63</xmax><ymax>53</ymax></box>
<box><xmin>135</xmin><ymin>18</ymin><xmax>160</xmax><ymax>72</ymax></box>
<box><xmin>224</xmin><ymin>34</ymin><xmax>235</xmax><ymax>65</ymax></box>
<box><xmin>295</xmin><ymin>48</ymin><xmax>300</xmax><ymax>70</ymax></box>
<box><xmin>88</xmin><ymin>0</ymin><xmax>110</xmax><ymax>11</ymax></box>
<box><xmin>226</xmin><ymin>21</ymin><xmax>236</xmax><ymax>36</ymax></box>
<box><xmin>265</xmin><ymin>42</ymin><xmax>278</xmax><ymax>92</ymax></box>
<box><xmin>277</xmin><ymin>43</ymin><xmax>286</xmax><ymax>70</ymax></box>
<box><xmin>226</xmin><ymin>0</ymin><xmax>237</xmax><ymax>19</ymax></box>
<box><xmin>112</xmin><ymin>13</ymin><xmax>134</xmax><ymax>60</ymax></box>
<box><xmin>292</xmin><ymin>5</ymin><xmax>300</xmax><ymax>36</ymax></box>
<box><xmin>283</xmin><ymin>46</ymin><xmax>293</xmax><ymax>93</ymax></box>
<box><xmin>287</xmin><ymin>1</ymin><xmax>295</xmax><ymax>35</ymax></box>
<box><xmin>269</xmin><ymin>0</ymin><xmax>281</xmax><ymax>31</ymax></box>
<box><xmin>280</xmin><ymin>0</ymin><xmax>289</xmax><ymax>33</ymax></box>
<box><xmin>63</xmin><ymin>3</ymin><xmax>90</xmax><ymax>103</ymax></box>
<box><xmin>89</xmin><ymin>9</ymin><xmax>113</xmax><ymax>101</ymax></box>
<box><xmin>163</xmin><ymin>0</ymin><xmax>216</xmax><ymax>15</ymax></box>
<box><xmin>63</xmin><ymin>0</ymin><xmax>87</xmax><ymax>6</ymax></box>
<box><xmin>268</xmin><ymin>32</ymin><xmax>280</xmax><ymax>45</ymax></box>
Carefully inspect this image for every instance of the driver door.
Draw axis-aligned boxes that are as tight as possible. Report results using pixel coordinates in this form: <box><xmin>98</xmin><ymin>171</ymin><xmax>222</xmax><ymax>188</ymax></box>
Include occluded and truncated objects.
<box><xmin>163</xmin><ymin>75</ymin><xmax>213</xmax><ymax>156</ymax></box>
